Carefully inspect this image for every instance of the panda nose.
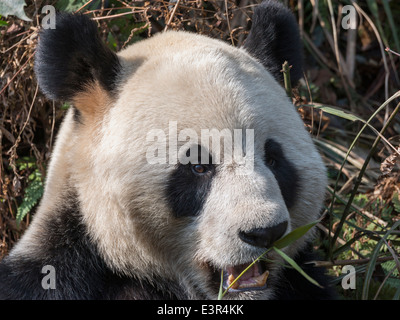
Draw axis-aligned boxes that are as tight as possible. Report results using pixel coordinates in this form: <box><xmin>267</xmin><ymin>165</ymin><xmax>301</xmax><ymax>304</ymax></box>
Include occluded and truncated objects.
<box><xmin>238</xmin><ymin>221</ymin><xmax>288</xmax><ymax>248</ymax></box>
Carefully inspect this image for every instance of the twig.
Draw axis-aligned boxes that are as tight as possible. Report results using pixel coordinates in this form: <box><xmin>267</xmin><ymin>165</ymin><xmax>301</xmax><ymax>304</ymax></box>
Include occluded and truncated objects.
<box><xmin>309</xmin><ymin>0</ymin><xmax>319</xmax><ymax>33</ymax></box>
<box><xmin>308</xmin><ymin>256</ymin><xmax>396</xmax><ymax>268</ymax></box>
<box><xmin>298</xmin><ymin>0</ymin><xmax>304</xmax><ymax>38</ymax></box>
<box><xmin>90</xmin><ymin>11</ymin><xmax>136</xmax><ymax>20</ymax></box>
<box><xmin>386</xmin><ymin>47</ymin><xmax>400</xmax><ymax>57</ymax></box>
<box><xmin>165</xmin><ymin>0</ymin><xmax>181</xmax><ymax>31</ymax></box>
<box><xmin>122</xmin><ymin>21</ymin><xmax>150</xmax><ymax>49</ymax></box>
<box><xmin>115</xmin><ymin>0</ymin><xmax>133</xmax><ymax>8</ymax></box>
<box><xmin>302</xmin><ymin>72</ymin><xmax>315</xmax><ymax>136</ymax></box>
<box><xmin>0</xmin><ymin>51</ymin><xmax>35</xmax><ymax>97</ymax></box>
<box><xmin>75</xmin><ymin>0</ymin><xmax>95</xmax><ymax>13</ymax></box>
<box><xmin>49</xmin><ymin>102</ymin><xmax>56</xmax><ymax>153</ymax></box>
<box><xmin>230</xmin><ymin>0</ymin><xmax>249</xmax><ymax>46</ymax></box>
<box><xmin>224</xmin><ymin>0</ymin><xmax>234</xmax><ymax>46</ymax></box>
<box><xmin>6</xmin><ymin>83</ymin><xmax>39</xmax><ymax>177</ymax></box>
<box><xmin>1</xmin><ymin>30</ymin><xmax>37</xmax><ymax>54</ymax></box>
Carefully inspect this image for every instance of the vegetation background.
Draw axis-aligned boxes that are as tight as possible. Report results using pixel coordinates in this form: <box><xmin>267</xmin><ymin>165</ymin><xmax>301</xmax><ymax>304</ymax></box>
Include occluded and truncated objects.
<box><xmin>0</xmin><ymin>0</ymin><xmax>399</xmax><ymax>299</ymax></box>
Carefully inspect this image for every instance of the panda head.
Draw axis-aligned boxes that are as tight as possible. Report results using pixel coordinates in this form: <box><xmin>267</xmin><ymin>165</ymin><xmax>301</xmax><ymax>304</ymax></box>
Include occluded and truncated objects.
<box><xmin>34</xmin><ymin>0</ymin><xmax>326</xmax><ymax>299</ymax></box>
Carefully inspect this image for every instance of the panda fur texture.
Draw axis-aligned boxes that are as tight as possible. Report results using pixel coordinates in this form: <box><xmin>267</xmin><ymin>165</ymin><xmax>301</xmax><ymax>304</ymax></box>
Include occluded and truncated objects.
<box><xmin>0</xmin><ymin>0</ymin><xmax>336</xmax><ymax>300</ymax></box>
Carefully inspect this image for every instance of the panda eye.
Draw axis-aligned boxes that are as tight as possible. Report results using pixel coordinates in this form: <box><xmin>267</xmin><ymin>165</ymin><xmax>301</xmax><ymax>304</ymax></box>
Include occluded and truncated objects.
<box><xmin>191</xmin><ymin>164</ymin><xmax>208</xmax><ymax>175</ymax></box>
<box><xmin>266</xmin><ymin>157</ymin><xmax>276</xmax><ymax>167</ymax></box>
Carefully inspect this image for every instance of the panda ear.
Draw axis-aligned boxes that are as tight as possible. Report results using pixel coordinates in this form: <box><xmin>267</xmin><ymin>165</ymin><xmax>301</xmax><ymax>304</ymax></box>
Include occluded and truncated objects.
<box><xmin>243</xmin><ymin>0</ymin><xmax>303</xmax><ymax>86</ymax></box>
<box><xmin>34</xmin><ymin>13</ymin><xmax>121</xmax><ymax>114</ymax></box>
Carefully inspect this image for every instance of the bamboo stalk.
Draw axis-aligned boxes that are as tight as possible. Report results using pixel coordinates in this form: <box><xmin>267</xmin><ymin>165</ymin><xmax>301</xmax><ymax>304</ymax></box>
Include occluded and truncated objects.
<box><xmin>282</xmin><ymin>61</ymin><xmax>292</xmax><ymax>99</ymax></box>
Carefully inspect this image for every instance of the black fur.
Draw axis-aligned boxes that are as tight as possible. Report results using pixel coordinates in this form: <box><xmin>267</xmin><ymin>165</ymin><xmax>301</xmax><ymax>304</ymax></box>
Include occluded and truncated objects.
<box><xmin>166</xmin><ymin>146</ymin><xmax>215</xmax><ymax>218</ymax></box>
<box><xmin>0</xmin><ymin>191</ymin><xmax>182</xmax><ymax>300</ymax></box>
<box><xmin>34</xmin><ymin>13</ymin><xmax>121</xmax><ymax>101</ymax></box>
<box><xmin>264</xmin><ymin>139</ymin><xmax>299</xmax><ymax>209</ymax></box>
<box><xmin>72</xmin><ymin>106</ymin><xmax>82</xmax><ymax>124</ymax></box>
<box><xmin>273</xmin><ymin>244</ymin><xmax>337</xmax><ymax>300</ymax></box>
<box><xmin>243</xmin><ymin>0</ymin><xmax>303</xmax><ymax>85</ymax></box>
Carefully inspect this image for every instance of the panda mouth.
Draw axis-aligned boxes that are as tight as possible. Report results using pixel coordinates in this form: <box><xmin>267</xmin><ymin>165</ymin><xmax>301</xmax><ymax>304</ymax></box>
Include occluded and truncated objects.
<box><xmin>223</xmin><ymin>261</ymin><xmax>269</xmax><ymax>292</ymax></box>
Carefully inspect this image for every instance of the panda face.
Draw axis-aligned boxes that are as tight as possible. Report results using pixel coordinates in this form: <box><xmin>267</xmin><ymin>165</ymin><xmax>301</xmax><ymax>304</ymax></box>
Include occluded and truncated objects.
<box><xmin>67</xmin><ymin>31</ymin><xmax>326</xmax><ymax>299</ymax></box>
<box><xmin>25</xmin><ymin>2</ymin><xmax>328</xmax><ymax>300</ymax></box>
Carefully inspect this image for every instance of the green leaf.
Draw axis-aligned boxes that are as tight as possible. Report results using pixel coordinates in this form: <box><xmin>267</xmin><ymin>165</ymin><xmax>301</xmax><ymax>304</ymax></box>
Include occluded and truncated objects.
<box><xmin>305</xmin><ymin>104</ymin><xmax>362</xmax><ymax>122</ymax></box>
<box><xmin>0</xmin><ymin>0</ymin><xmax>32</xmax><ymax>22</ymax></box>
<box><xmin>16</xmin><ymin>176</ymin><xmax>44</xmax><ymax>226</ymax></box>
<box><xmin>393</xmin><ymin>192</ymin><xmax>400</xmax><ymax>213</ymax></box>
<box><xmin>273</xmin><ymin>247</ymin><xmax>323</xmax><ymax>288</ymax></box>
<box><xmin>273</xmin><ymin>220</ymin><xmax>319</xmax><ymax>249</ymax></box>
<box><xmin>107</xmin><ymin>32</ymin><xmax>117</xmax><ymax>50</ymax></box>
<box><xmin>61</xmin><ymin>102</ymin><xmax>71</xmax><ymax>110</ymax></box>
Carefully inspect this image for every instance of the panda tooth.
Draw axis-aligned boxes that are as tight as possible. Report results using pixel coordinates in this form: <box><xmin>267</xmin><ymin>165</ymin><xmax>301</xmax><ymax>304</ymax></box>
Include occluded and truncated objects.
<box><xmin>228</xmin><ymin>274</ymin><xmax>240</xmax><ymax>289</ymax></box>
<box><xmin>237</xmin><ymin>270</ymin><xmax>269</xmax><ymax>289</ymax></box>
<box><xmin>256</xmin><ymin>270</ymin><xmax>269</xmax><ymax>286</ymax></box>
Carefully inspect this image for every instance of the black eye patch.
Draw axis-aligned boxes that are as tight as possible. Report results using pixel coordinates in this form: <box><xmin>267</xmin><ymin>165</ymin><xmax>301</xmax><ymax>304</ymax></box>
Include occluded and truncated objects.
<box><xmin>264</xmin><ymin>139</ymin><xmax>299</xmax><ymax>209</ymax></box>
<box><xmin>166</xmin><ymin>145</ymin><xmax>215</xmax><ymax>218</ymax></box>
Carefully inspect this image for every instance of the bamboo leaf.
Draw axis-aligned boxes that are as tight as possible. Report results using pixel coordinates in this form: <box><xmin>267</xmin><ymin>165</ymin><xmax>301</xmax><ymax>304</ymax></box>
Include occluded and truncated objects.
<box><xmin>273</xmin><ymin>247</ymin><xmax>323</xmax><ymax>288</ymax></box>
<box><xmin>217</xmin><ymin>270</ymin><xmax>224</xmax><ymax>300</ymax></box>
<box><xmin>305</xmin><ymin>104</ymin><xmax>362</xmax><ymax>122</ymax></box>
<box><xmin>273</xmin><ymin>220</ymin><xmax>319</xmax><ymax>249</ymax></box>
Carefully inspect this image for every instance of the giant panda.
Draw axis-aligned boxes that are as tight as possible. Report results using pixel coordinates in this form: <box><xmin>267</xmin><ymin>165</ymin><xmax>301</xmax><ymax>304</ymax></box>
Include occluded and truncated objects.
<box><xmin>0</xmin><ymin>0</ymin><xmax>335</xmax><ymax>300</ymax></box>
